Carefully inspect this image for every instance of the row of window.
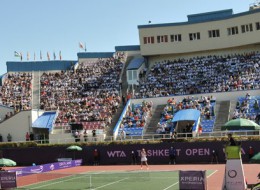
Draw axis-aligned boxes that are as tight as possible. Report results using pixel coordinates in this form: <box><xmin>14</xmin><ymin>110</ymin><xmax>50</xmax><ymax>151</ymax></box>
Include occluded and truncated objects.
<box><xmin>143</xmin><ymin>22</ymin><xmax>260</xmax><ymax>44</ymax></box>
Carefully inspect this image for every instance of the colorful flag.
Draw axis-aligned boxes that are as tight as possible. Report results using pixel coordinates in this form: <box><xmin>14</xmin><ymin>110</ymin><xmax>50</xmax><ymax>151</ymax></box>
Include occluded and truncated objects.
<box><xmin>79</xmin><ymin>42</ymin><xmax>84</xmax><ymax>49</ymax></box>
<box><xmin>40</xmin><ymin>51</ymin><xmax>42</xmax><ymax>60</ymax></box>
<box><xmin>59</xmin><ymin>51</ymin><xmax>62</xmax><ymax>60</ymax></box>
<box><xmin>27</xmin><ymin>52</ymin><xmax>30</xmax><ymax>61</ymax></box>
<box><xmin>47</xmin><ymin>52</ymin><xmax>50</xmax><ymax>61</ymax></box>
<box><xmin>14</xmin><ymin>51</ymin><xmax>21</xmax><ymax>57</ymax></box>
<box><xmin>20</xmin><ymin>52</ymin><xmax>23</xmax><ymax>61</ymax></box>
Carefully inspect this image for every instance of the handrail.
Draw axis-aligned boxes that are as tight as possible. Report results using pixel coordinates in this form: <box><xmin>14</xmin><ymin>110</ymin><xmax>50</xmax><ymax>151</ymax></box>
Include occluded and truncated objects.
<box><xmin>45</xmin><ymin>129</ymin><xmax>260</xmax><ymax>144</ymax></box>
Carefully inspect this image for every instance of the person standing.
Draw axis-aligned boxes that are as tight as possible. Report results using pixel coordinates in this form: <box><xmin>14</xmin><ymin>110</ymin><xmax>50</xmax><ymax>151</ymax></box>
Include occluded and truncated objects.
<box><xmin>83</xmin><ymin>129</ymin><xmax>88</xmax><ymax>142</ymax></box>
<box><xmin>228</xmin><ymin>134</ymin><xmax>236</xmax><ymax>146</ymax></box>
<box><xmin>169</xmin><ymin>147</ymin><xmax>176</xmax><ymax>164</ymax></box>
<box><xmin>249</xmin><ymin>146</ymin><xmax>254</xmax><ymax>159</ymax></box>
<box><xmin>131</xmin><ymin>150</ymin><xmax>137</xmax><ymax>165</ymax></box>
<box><xmin>93</xmin><ymin>149</ymin><xmax>100</xmax><ymax>165</ymax></box>
<box><xmin>211</xmin><ymin>150</ymin><xmax>218</xmax><ymax>164</ymax></box>
<box><xmin>140</xmin><ymin>148</ymin><xmax>149</xmax><ymax>170</ymax></box>
<box><xmin>92</xmin><ymin>128</ymin><xmax>96</xmax><ymax>141</ymax></box>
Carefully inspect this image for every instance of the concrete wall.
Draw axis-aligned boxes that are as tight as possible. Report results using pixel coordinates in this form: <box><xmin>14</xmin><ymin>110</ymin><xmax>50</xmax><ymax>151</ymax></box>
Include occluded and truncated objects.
<box><xmin>131</xmin><ymin>89</ymin><xmax>260</xmax><ymax>107</ymax></box>
<box><xmin>0</xmin><ymin>111</ymin><xmax>31</xmax><ymax>142</ymax></box>
<box><xmin>139</xmin><ymin>10</ymin><xmax>260</xmax><ymax>56</ymax></box>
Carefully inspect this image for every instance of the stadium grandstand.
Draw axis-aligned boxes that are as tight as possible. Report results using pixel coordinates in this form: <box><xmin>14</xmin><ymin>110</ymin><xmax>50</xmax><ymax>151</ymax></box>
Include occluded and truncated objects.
<box><xmin>0</xmin><ymin>6</ymin><xmax>260</xmax><ymax>144</ymax></box>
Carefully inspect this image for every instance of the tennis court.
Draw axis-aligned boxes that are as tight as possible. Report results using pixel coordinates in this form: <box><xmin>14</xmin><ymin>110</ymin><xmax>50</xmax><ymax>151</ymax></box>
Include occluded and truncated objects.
<box><xmin>16</xmin><ymin>169</ymin><xmax>216</xmax><ymax>190</ymax></box>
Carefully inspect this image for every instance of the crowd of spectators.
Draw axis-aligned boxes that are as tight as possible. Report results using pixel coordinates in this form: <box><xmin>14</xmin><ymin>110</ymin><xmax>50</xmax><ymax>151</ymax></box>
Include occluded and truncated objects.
<box><xmin>119</xmin><ymin>100</ymin><xmax>153</xmax><ymax>137</ymax></box>
<box><xmin>134</xmin><ymin>52</ymin><xmax>260</xmax><ymax>98</ymax></box>
<box><xmin>40</xmin><ymin>55</ymin><xmax>124</xmax><ymax>128</ymax></box>
<box><xmin>156</xmin><ymin>95</ymin><xmax>215</xmax><ymax>134</ymax></box>
<box><xmin>0</xmin><ymin>72</ymin><xmax>32</xmax><ymax>112</ymax></box>
<box><xmin>232</xmin><ymin>93</ymin><xmax>260</xmax><ymax>124</ymax></box>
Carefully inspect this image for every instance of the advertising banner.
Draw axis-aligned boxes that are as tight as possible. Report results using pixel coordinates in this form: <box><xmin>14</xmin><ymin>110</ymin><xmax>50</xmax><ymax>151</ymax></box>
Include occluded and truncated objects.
<box><xmin>0</xmin><ymin>172</ymin><xmax>17</xmax><ymax>189</ymax></box>
<box><xmin>179</xmin><ymin>170</ymin><xmax>207</xmax><ymax>190</ymax></box>
<box><xmin>9</xmin><ymin>159</ymin><xmax>82</xmax><ymax>177</ymax></box>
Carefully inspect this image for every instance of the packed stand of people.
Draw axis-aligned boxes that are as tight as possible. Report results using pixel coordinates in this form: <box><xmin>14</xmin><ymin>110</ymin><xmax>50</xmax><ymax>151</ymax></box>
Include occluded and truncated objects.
<box><xmin>233</xmin><ymin>93</ymin><xmax>260</xmax><ymax>124</ymax></box>
<box><xmin>156</xmin><ymin>95</ymin><xmax>216</xmax><ymax>135</ymax></box>
<box><xmin>134</xmin><ymin>52</ymin><xmax>260</xmax><ymax>98</ymax></box>
<box><xmin>40</xmin><ymin>53</ymin><xmax>125</xmax><ymax>131</ymax></box>
<box><xmin>0</xmin><ymin>72</ymin><xmax>32</xmax><ymax>114</ymax></box>
<box><xmin>118</xmin><ymin>100</ymin><xmax>153</xmax><ymax>138</ymax></box>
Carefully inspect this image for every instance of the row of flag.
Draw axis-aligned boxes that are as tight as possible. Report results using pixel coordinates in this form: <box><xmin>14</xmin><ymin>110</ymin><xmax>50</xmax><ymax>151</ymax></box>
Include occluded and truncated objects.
<box><xmin>14</xmin><ymin>42</ymin><xmax>86</xmax><ymax>61</ymax></box>
<box><xmin>14</xmin><ymin>51</ymin><xmax>62</xmax><ymax>61</ymax></box>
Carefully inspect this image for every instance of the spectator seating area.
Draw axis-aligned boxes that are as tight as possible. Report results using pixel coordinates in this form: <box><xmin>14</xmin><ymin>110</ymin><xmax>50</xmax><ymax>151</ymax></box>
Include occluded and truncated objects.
<box><xmin>157</xmin><ymin>96</ymin><xmax>216</xmax><ymax>134</ymax></box>
<box><xmin>0</xmin><ymin>73</ymin><xmax>32</xmax><ymax>112</ymax></box>
<box><xmin>233</xmin><ymin>93</ymin><xmax>260</xmax><ymax>124</ymax></box>
<box><xmin>118</xmin><ymin>101</ymin><xmax>152</xmax><ymax>137</ymax></box>
<box><xmin>40</xmin><ymin>55</ymin><xmax>124</xmax><ymax>131</ymax></box>
<box><xmin>134</xmin><ymin>52</ymin><xmax>260</xmax><ymax>98</ymax></box>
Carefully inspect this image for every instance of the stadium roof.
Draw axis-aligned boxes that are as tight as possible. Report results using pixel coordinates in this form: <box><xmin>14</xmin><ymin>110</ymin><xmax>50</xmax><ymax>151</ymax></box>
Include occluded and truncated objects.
<box><xmin>77</xmin><ymin>52</ymin><xmax>114</xmax><ymax>59</ymax></box>
<box><xmin>127</xmin><ymin>57</ymin><xmax>144</xmax><ymax>70</ymax></box>
<box><xmin>6</xmin><ymin>60</ymin><xmax>77</xmax><ymax>72</ymax></box>
<box><xmin>138</xmin><ymin>8</ymin><xmax>260</xmax><ymax>29</ymax></box>
<box><xmin>115</xmin><ymin>45</ymin><xmax>140</xmax><ymax>52</ymax></box>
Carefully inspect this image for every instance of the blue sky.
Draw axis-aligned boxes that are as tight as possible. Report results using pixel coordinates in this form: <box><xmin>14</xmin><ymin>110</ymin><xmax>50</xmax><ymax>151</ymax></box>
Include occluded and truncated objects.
<box><xmin>0</xmin><ymin>0</ymin><xmax>255</xmax><ymax>75</ymax></box>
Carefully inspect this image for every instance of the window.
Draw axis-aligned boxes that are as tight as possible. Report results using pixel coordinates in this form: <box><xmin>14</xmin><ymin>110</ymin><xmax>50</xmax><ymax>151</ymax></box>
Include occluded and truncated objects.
<box><xmin>170</xmin><ymin>34</ymin><xmax>182</xmax><ymax>42</ymax></box>
<box><xmin>189</xmin><ymin>32</ymin><xmax>200</xmax><ymax>41</ymax></box>
<box><xmin>143</xmin><ymin>36</ymin><xmax>154</xmax><ymax>44</ymax></box>
<box><xmin>208</xmin><ymin>29</ymin><xmax>220</xmax><ymax>38</ymax></box>
<box><xmin>241</xmin><ymin>23</ymin><xmax>253</xmax><ymax>33</ymax></box>
<box><xmin>157</xmin><ymin>35</ymin><xmax>168</xmax><ymax>43</ymax></box>
<box><xmin>256</xmin><ymin>22</ymin><xmax>260</xmax><ymax>30</ymax></box>
<box><xmin>227</xmin><ymin>26</ymin><xmax>239</xmax><ymax>35</ymax></box>
<box><xmin>128</xmin><ymin>70</ymin><xmax>132</xmax><ymax>80</ymax></box>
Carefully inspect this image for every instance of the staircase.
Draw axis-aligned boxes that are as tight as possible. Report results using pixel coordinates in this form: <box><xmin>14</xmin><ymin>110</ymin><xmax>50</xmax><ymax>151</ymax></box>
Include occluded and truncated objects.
<box><xmin>214</xmin><ymin>100</ymin><xmax>231</xmax><ymax>131</ymax></box>
<box><xmin>121</xmin><ymin>56</ymin><xmax>133</xmax><ymax>97</ymax></box>
<box><xmin>106</xmin><ymin>57</ymin><xmax>133</xmax><ymax>136</ymax></box>
<box><xmin>145</xmin><ymin>105</ymin><xmax>166</xmax><ymax>134</ymax></box>
<box><xmin>32</xmin><ymin>71</ymin><xmax>41</xmax><ymax>109</ymax></box>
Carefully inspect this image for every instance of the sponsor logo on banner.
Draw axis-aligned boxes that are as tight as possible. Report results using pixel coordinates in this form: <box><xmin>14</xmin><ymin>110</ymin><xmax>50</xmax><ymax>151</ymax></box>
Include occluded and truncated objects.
<box><xmin>9</xmin><ymin>159</ymin><xmax>82</xmax><ymax>177</ymax></box>
<box><xmin>50</xmin><ymin>164</ymin><xmax>55</xmax><ymax>170</ymax></box>
<box><xmin>179</xmin><ymin>170</ymin><xmax>207</xmax><ymax>190</ymax></box>
<box><xmin>107</xmin><ymin>151</ymin><xmax>126</xmax><ymax>158</ymax></box>
<box><xmin>0</xmin><ymin>172</ymin><xmax>17</xmax><ymax>189</ymax></box>
<box><xmin>30</xmin><ymin>165</ymin><xmax>44</xmax><ymax>173</ymax></box>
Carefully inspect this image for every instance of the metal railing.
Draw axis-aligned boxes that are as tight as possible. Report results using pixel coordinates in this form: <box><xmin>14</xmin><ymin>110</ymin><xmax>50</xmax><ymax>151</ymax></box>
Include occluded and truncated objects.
<box><xmin>46</xmin><ymin>129</ymin><xmax>260</xmax><ymax>144</ymax></box>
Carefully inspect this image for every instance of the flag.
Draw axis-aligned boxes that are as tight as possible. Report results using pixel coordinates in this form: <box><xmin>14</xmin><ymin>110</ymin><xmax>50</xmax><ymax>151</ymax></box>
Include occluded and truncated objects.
<box><xmin>20</xmin><ymin>52</ymin><xmax>23</xmax><ymax>61</ymax></box>
<box><xmin>27</xmin><ymin>52</ymin><xmax>30</xmax><ymax>61</ymax></box>
<box><xmin>79</xmin><ymin>42</ymin><xmax>84</xmax><ymax>49</ymax></box>
<box><xmin>59</xmin><ymin>51</ymin><xmax>62</xmax><ymax>60</ymax></box>
<box><xmin>47</xmin><ymin>52</ymin><xmax>50</xmax><ymax>60</ymax></box>
<box><xmin>14</xmin><ymin>51</ymin><xmax>21</xmax><ymax>57</ymax></box>
<box><xmin>53</xmin><ymin>52</ymin><xmax>56</xmax><ymax>60</ymax></box>
<box><xmin>40</xmin><ymin>51</ymin><xmax>42</xmax><ymax>60</ymax></box>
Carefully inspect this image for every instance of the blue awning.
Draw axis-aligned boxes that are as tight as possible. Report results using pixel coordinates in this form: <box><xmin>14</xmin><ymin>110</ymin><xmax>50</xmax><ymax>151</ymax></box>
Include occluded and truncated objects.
<box><xmin>127</xmin><ymin>57</ymin><xmax>144</xmax><ymax>70</ymax></box>
<box><xmin>172</xmin><ymin>109</ymin><xmax>200</xmax><ymax>122</ymax></box>
<box><xmin>32</xmin><ymin>112</ymin><xmax>57</xmax><ymax>131</ymax></box>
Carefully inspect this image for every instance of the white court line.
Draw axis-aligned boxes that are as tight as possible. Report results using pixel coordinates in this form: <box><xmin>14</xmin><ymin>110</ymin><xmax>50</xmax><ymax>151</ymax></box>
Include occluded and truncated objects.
<box><xmin>28</xmin><ymin>171</ymin><xmax>106</xmax><ymax>189</ymax></box>
<box><xmin>162</xmin><ymin>182</ymin><xmax>179</xmax><ymax>190</ymax></box>
<box><xmin>92</xmin><ymin>177</ymin><xmax>129</xmax><ymax>190</ymax></box>
<box><xmin>162</xmin><ymin>170</ymin><xmax>218</xmax><ymax>190</ymax></box>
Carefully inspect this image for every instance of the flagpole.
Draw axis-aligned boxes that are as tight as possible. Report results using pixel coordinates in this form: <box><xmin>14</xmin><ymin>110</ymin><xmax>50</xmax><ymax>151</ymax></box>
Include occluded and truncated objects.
<box><xmin>85</xmin><ymin>42</ymin><xmax>87</xmax><ymax>52</ymax></box>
